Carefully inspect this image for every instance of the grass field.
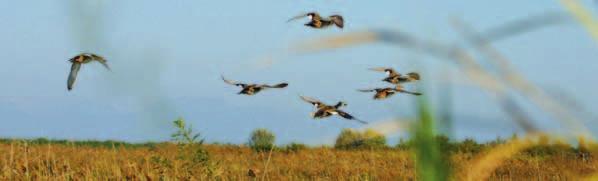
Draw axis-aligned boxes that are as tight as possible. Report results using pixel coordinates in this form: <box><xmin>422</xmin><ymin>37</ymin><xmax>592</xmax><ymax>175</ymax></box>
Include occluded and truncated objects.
<box><xmin>0</xmin><ymin>137</ymin><xmax>596</xmax><ymax>180</ymax></box>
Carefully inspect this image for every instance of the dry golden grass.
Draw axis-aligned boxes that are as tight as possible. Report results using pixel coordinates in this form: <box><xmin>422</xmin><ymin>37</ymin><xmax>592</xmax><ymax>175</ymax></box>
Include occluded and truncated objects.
<box><xmin>0</xmin><ymin>142</ymin><xmax>414</xmax><ymax>180</ymax></box>
<box><xmin>1</xmin><ymin>141</ymin><xmax>597</xmax><ymax>180</ymax></box>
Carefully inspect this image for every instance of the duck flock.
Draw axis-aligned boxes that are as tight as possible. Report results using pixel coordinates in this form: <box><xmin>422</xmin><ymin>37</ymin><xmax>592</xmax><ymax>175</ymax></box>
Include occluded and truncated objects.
<box><xmin>65</xmin><ymin>12</ymin><xmax>422</xmax><ymax>125</ymax></box>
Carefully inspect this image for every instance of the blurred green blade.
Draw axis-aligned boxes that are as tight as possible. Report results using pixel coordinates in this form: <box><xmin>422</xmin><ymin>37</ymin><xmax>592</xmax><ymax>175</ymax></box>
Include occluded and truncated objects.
<box><xmin>413</xmin><ymin>96</ymin><xmax>449</xmax><ymax>181</ymax></box>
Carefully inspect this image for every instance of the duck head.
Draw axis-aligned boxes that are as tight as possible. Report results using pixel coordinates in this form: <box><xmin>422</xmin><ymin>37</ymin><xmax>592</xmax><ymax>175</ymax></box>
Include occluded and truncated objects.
<box><xmin>306</xmin><ymin>12</ymin><xmax>317</xmax><ymax>20</ymax></box>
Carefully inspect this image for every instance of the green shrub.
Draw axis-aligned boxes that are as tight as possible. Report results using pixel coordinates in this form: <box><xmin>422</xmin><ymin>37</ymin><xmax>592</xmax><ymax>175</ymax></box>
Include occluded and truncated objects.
<box><xmin>334</xmin><ymin>129</ymin><xmax>387</xmax><ymax>150</ymax></box>
<box><xmin>396</xmin><ymin>138</ymin><xmax>413</xmax><ymax>150</ymax></box>
<box><xmin>487</xmin><ymin>137</ymin><xmax>507</xmax><ymax>147</ymax></box>
<box><xmin>455</xmin><ymin>138</ymin><xmax>483</xmax><ymax>153</ymax></box>
<box><xmin>249</xmin><ymin>128</ymin><xmax>276</xmax><ymax>152</ymax></box>
<box><xmin>435</xmin><ymin>135</ymin><xmax>453</xmax><ymax>152</ymax></box>
<box><xmin>283</xmin><ymin>142</ymin><xmax>308</xmax><ymax>153</ymax></box>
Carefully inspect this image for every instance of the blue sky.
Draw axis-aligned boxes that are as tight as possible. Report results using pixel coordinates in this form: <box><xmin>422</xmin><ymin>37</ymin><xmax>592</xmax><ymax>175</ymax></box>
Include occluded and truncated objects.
<box><xmin>0</xmin><ymin>0</ymin><xmax>597</xmax><ymax>145</ymax></box>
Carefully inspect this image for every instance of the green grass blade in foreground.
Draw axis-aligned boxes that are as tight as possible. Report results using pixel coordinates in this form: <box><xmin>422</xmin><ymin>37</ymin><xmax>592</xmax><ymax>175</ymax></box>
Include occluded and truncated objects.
<box><xmin>412</xmin><ymin>96</ymin><xmax>449</xmax><ymax>181</ymax></box>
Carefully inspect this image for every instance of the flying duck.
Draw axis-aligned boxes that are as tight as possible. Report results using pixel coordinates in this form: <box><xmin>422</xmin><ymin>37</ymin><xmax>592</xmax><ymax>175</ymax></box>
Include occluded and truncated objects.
<box><xmin>370</xmin><ymin>67</ymin><xmax>420</xmax><ymax>84</ymax></box>
<box><xmin>288</xmin><ymin>12</ymin><xmax>344</xmax><ymax>29</ymax></box>
<box><xmin>222</xmin><ymin>76</ymin><xmax>288</xmax><ymax>95</ymax></box>
<box><xmin>67</xmin><ymin>53</ymin><xmax>110</xmax><ymax>91</ymax></box>
<box><xmin>299</xmin><ymin>96</ymin><xmax>367</xmax><ymax>124</ymax></box>
<box><xmin>358</xmin><ymin>85</ymin><xmax>422</xmax><ymax>100</ymax></box>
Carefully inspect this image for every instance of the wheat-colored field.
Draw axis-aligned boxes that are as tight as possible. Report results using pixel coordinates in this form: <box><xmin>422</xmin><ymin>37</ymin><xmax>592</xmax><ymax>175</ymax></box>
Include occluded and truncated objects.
<box><xmin>1</xmin><ymin>140</ymin><xmax>596</xmax><ymax>180</ymax></box>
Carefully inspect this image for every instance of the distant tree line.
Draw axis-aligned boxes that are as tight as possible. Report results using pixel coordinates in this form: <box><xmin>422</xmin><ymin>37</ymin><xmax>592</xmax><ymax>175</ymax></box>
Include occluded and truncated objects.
<box><xmin>0</xmin><ymin>127</ymin><xmax>593</xmax><ymax>159</ymax></box>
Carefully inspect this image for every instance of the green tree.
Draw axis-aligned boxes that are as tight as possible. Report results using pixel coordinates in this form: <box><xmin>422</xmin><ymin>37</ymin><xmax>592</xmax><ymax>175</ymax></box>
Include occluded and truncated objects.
<box><xmin>249</xmin><ymin>128</ymin><xmax>276</xmax><ymax>152</ymax></box>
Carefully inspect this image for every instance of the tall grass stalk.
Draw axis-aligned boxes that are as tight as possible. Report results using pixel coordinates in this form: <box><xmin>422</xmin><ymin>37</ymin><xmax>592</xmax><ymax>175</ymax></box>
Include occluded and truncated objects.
<box><xmin>450</xmin><ymin>18</ymin><xmax>589</xmax><ymax>136</ymax></box>
<box><xmin>413</xmin><ymin>96</ymin><xmax>449</xmax><ymax>181</ymax></box>
<box><xmin>560</xmin><ymin>0</ymin><xmax>598</xmax><ymax>44</ymax></box>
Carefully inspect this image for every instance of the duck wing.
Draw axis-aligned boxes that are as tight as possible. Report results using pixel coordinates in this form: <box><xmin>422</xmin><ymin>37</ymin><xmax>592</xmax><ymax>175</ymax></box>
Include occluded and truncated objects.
<box><xmin>91</xmin><ymin>54</ymin><xmax>110</xmax><ymax>71</ymax></box>
<box><xmin>368</xmin><ymin>67</ymin><xmax>390</xmax><ymax>72</ymax></box>
<box><xmin>222</xmin><ymin>75</ymin><xmax>247</xmax><ymax>87</ymax></box>
<box><xmin>287</xmin><ymin>13</ymin><xmax>311</xmax><ymax>22</ymax></box>
<box><xmin>262</xmin><ymin>83</ymin><xmax>288</xmax><ymax>89</ymax></box>
<box><xmin>397</xmin><ymin>89</ymin><xmax>422</xmax><ymax>96</ymax></box>
<box><xmin>369</xmin><ymin>67</ymin><xmax>398</xmax><ymax>76</ymax></box>
<box><xmin>357</xmin><ymin>89</ymin><xmax>376</xmax><ymax>92</ymax></box>
<box><xmin>329</xmin><ymin>15</ymin><xmax>344</xmax><ymax>28</ymax></box>
<box><xmin>300</xmin><ymin>95</ymin><xmax>324</xmax><ymax>106</ymax></box>
<box><xmin>67</xmin><ymin>62</ymin><xmax>81</xmax><ymax>91</ymax></box>
<box><xmin>96</xmin><ymin>59</ymin><xmax>110</xmax><ymax>71</ymax></box>
<box><xmin>336</xmin><ymin>110</ymin><xmax>368</xmax><ymax>124</ymax></box>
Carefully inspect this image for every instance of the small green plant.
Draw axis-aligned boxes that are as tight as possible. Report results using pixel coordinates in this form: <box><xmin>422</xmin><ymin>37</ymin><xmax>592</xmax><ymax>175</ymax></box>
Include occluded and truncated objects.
<box><xmin>171</xmin><ymin>118</ymin><xmax>204</xmax><ymax>145</ymax></box>
<box><xmin>334</xmin><ymin>129</ymin><xmax>387</xmax><ymax>150</ymax></box>
<box><xmin>249</xmin><ymin>128</ymin><xmax>276</xmax><ymax>152</ymax></box>
<box><xmin>171</xmin><ymin>118</ymin><xmax>219</xmax><ymax>178</ymax></box>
